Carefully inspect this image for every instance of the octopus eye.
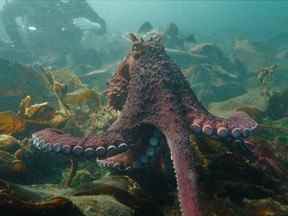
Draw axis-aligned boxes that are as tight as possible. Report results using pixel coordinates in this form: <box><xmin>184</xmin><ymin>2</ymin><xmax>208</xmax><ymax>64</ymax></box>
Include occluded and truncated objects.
<box><xmin>132</xmin><ymin>44</ymin><xmax>140</xmax><ymax>51</ymax></box>
<box><xmin>131</xmin><ymin>43</ymin><xmax>144</xmax><ymax>58</ymax></box>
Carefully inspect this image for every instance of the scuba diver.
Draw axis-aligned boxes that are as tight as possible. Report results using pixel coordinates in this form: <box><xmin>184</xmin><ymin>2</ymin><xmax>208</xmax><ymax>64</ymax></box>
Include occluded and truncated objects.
<box><xmin>1</xmin><ymin>0</ymin><xmax>106</xmax><ymax>66</ymax></box>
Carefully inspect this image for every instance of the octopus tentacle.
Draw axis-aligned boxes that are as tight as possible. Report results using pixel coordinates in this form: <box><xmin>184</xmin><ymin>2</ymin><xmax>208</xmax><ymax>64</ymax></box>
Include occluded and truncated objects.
<box><xmin>151</xmin><ymin>110</ymin><xmax>201</xmax><ymax>216</ymax></box>
<box><xmin>32</xmin><ymin>127</ymin><xmax>131</xmax><ymax>160</ymax></box>
<box><xmin>164</xmin><ymin>129</ymin><xmax>201</xmax><ymax>216</ymax></box>
<box><xmin>187</xmin><ymin>111</ymin><xmax>257</xmax><ymax>139</ymax></box>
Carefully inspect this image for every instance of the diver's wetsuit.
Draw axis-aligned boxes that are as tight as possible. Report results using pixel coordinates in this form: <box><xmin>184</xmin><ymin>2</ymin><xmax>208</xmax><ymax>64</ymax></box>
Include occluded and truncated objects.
<box><xmin>1</xmin><ymin>0</ymin><xmax>106</xmax><ymax>51</ymax></box>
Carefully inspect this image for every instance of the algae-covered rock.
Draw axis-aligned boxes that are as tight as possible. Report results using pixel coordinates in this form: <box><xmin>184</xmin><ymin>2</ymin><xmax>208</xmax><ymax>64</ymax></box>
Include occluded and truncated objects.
<box><xmin>233</xmin><ymin>39</ymin><xmax>269</xmax><ymax>73</ymax></box>
<box><xmin>0</xmin><ymin>180</ymin><xmax>83</xmax><ymax>216</ymax></box>
<box><xmin>70</xmin><ymin>195</ymin><xmax>134</xmax><ymax>216</ymax></box>
<box><xmin>244</xmin><ymin>198</ymin><xmax>288</xmax><ymax>216</ymax></box>
<box><xmin>0</xmin><ymin>150</ymin><xmax>27</xmax><ymax>179</ymax></box>
<box><xmin>138</xmin><ymin>21</ymin><xmax>154</xmax><ymax>34</ymax></box>
<box><xmin>70</xmin><ymin>175</ymin><xmax>162</xmax><ymax>216</ymax></box>
<box><xmin>181</xmin><ymin>43</ymin><xmax>248</xmax><ymax>104</ymax></box>
<box><xmin>63</xmin><ymin>169</ymin><xmax>95</xmax><ymax>188</ymax></box>
<box><xmin>236</xmin><ymin>107</ymin><xmax>266</xmax><ymax>122</ymax></box>
<box><xmin>190</xmin><ymin>43</ymin><xmax>226</xmax><ymax>64</ymax></box>
<box><xmin>208</xmin><ymin>89</ymin><xmax>266</xmax><ymax>118</ymax></box>
<box><xmin>72</xmin><ymin>176</ymin><xmax>147</xmax><ymax>208</ymax></box>
<box><xmin>0</xmin><ymin>176</ymin><xmax>144</xmax><ymax>216</ymax></box>
<box><xmin>166</xmin><ymin>48</ymin><xmax>205</xmax><ymax>68</ymax></box>
<box><xmin>266</xmin><ymin>89</ymin><xmax>288</xmax><ymax>120</ymax></box>
<box><xmin>0</xmin><ymin>135</ymin><xmax>21</xmax><ymax>153</ymax></box>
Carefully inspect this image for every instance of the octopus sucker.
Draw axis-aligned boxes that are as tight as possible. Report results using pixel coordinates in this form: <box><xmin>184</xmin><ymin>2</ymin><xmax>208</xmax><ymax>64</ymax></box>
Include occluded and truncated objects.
<box><xmin>32</xmin><ymin>33</ymin><xmax>257</xmax><ymax>216</ymax></box>
<box><xmin>31</xmin><ymin>131</ymin><xmax>131</xmax><ymax>159</ymax></box>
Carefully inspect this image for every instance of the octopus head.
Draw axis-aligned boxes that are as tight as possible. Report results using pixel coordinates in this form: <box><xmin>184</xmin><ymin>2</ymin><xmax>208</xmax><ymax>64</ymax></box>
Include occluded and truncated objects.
<box><xmin>106</xmin><ymin>33</ymin><xmax>164</xmax><ymax>110</ymax></box>
<box><xmin>128</xmin><ymin>32</ymin><xmax>165</xmax><ymax>60</ymax></box>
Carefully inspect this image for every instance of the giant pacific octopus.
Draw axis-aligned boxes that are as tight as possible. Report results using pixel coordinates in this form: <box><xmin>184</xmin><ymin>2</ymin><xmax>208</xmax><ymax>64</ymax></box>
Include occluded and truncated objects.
<box><xmin>32</xmin><ymin>33</ymin><xmax>257</xmax><ymax>216</ymax></box>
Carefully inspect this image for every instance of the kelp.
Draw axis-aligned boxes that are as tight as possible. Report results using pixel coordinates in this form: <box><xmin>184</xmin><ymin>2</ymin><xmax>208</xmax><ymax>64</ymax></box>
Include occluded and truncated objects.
<box><xmin>0</xmin><ymin>96</ymin><xmax>69</xmax><ymax>136</ymax></box>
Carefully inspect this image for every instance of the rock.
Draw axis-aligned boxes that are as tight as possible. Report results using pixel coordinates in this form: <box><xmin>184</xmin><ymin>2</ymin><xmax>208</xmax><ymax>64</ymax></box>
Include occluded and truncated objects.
<box><xmin>70</xmin><ymin>195</ymin><xmax>134</xmax><ymax>216</ymax></box>
<box><xmin>64</xmin><ymin>169</ymin><xmax>94</xmax><ymax>188</ymax></box>
<box><xmin>233</xmin><ymin>39</ymin><xmax>268</xmax><ymax>74</ymax></box>
<box><xmin>0</xmin><ymin>180</ymin><xmax>83</xmax><ymax>216</ymax></box>
<box><xmin>204</xmin><ymin>152</ymin><xmax>284</xmax><ymax>201</ymax></box>
<box><xmin>71</xmin><ymin>175</ymin><xmax>162</xmax><ymax>216</ymax></box>
<box><xmin>244</xmin><ymin>198</ymin><xmax>288</xmax><ymax>216</ymax></box>
<box><xmin>265</xmin><ymin>89</ymin><xmax>288</xmax><ymax>120</ymax></box>
<box><xmin>138</xmin><ymin>22</ymin><xmax>154</xmax><ymax>34</ymax></box>
<box><xmin>190</xmin><ymin>43</ymin><xmax>226</xmax><ymax>64</ymax></box>
<box><xmin>186</xmin><ymin>64</ymin><xmax>246</xmax><ymax>104</ymax></box>
<box><xmin>166</xmin><ymin>48</ymin><xmax>205</xmax><ymax>68</ymax></box>
<box><xmin>0</xmin><ymin>176</ymin><xmax>149</xmax><ymax>216</ymax></box>
<box><xmin>208</xmin><ymin>89</ymin><xmax>266</xmax><ymax>118</ymax></box>
<box><xmin>191</xmin><ymin>43</ymin><xmax>248</xmax><ymax>76</ymax></box>
<box><xmin>194</xmin><ymin>82</ymin><xmax>246</xmax><ymax>105</ymax></box>
<box><xmin>0</xmin><ymin>150</ymin><xmax>27</xmax><ymax>179</ymax></box>
<box><xmin>235</xmin><ymin>107</ymin><xmax>265</xmax><ymax>122</ymax></box>
<box><xmin>178</xmin><ymin>43</ymin><xmax>249</xmax><ymax>104</ymax></box>
<box><xmin>0</xmin><ymin>135</ymin><xmax>21</xmax><ymax>153</ymax></box>
<box><xmin>72</xmin><ymin>176</ymin><xmax>148</xmax><ymax>209</ymax></box>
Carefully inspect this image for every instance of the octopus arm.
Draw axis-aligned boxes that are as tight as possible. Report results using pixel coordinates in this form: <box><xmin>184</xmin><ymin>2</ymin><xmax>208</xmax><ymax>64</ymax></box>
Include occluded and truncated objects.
<box><xmin>31</xmin><ymin>114</ymin><xmax>136</xmax><ymax>159</ymax></box>
<box><xmin>187</xmin><ymin>110</ymin><xmax>258</xmax><ymax>139</ymax></box>
<box><xmin>157</xmin><ymin>121</ymin><xmax>201</xmax><ymax>216</ymax></box>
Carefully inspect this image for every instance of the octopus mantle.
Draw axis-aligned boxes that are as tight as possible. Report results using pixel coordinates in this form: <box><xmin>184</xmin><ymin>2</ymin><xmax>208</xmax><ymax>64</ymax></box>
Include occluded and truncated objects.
<box><xmin>32</xmin><ymin>34</ymin><xmax>257</xmax><ymax>216</ymax></box>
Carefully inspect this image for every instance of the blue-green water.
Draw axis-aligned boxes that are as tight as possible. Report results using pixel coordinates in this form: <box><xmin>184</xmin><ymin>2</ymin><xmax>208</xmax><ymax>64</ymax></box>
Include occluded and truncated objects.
<box><xmin>91</xmin><ymin>1</ymin><xmax>288</xmax><ymax>40</ymax></box>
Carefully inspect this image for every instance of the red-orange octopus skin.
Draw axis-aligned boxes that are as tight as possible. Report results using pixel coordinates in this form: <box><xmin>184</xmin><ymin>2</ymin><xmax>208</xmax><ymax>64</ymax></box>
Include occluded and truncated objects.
<box><xmin>32</xmin><ymin>33</ymin><xmax>257</xmax><ymax>216</ymax></box>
